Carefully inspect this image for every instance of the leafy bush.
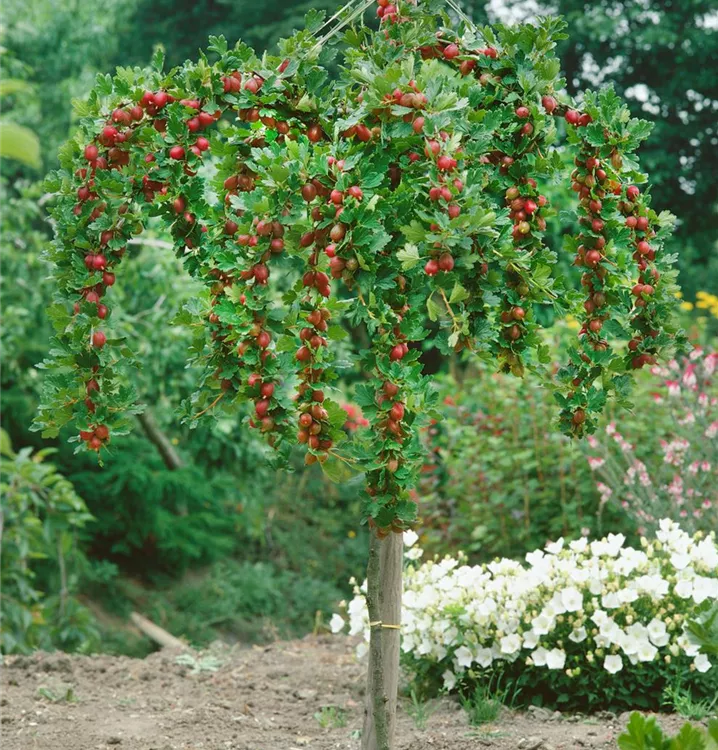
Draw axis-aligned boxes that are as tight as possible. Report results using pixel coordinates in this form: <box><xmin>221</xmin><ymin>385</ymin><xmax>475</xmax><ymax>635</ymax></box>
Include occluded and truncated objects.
<box><xmin>337</xmin><ymin>521</ymin><xmax>718</xmax><ymax>712</ymax></box>
<box><xmin>618</xmin><ymin>713</ymin><xmax>718</xmax><ymax>750</ymax></box>
<box><xmin>0</xmin><ymin>430</ymin><xmax>98</xmax><ymax>653</ymax></box>
<box><xmin>586</xmin><ymin>349</ymin><xmax>718</xmax><ymax>535</ymax></box>
<box><xmin>418</xmin><ymin>360</ymin><xmax>630</xmax><ymax>561</ymax></box>
<box><xmin>136</xmin><ymin>558</ymin><xmax>348</xmax><ymax>646</ymax></box>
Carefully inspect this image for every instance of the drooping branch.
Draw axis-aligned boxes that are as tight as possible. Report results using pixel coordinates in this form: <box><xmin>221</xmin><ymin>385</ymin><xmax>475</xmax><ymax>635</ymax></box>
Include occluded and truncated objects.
<box><xmin>136</xmin><ymin>407</ymin><xmax>183</xmax><ymax>470</ymax></box>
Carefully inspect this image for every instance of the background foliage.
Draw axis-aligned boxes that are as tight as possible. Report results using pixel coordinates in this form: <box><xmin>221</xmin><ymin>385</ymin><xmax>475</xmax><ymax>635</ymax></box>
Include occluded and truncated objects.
<box><xmin>1</xmin><ymin>0</ymin><xmax>716</xmax><ymax>675</ymax></box>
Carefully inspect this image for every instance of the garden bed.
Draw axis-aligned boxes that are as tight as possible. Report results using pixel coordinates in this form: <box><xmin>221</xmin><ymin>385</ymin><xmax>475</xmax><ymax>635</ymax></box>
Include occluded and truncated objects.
<box><xmin>0</xmin><ymin>636</ymin><xmax>695</xmax><ymax>750</ymax></box>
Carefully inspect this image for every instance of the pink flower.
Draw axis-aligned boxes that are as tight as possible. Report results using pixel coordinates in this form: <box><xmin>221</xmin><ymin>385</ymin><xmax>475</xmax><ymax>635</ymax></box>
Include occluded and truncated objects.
<box><xmin>689</xmin><ymin>346</ymin><xmax>703</xmax><ymax>361</ymax></box>
<box><xmin>665</xmin><ymin>380</ymin><xmax>680</xmax><ymax>397</ymax></box>
<box><xmin>705</xmin><ymin>421</ymin><xmax>718</xmax><ymax>439</ymax></box>
<box><xmin>704</xmin><ymin>353</ymin><xmax>718</xmax><ymax>377</ymax></box>
<box><xmin>588</xmin><ymin>456</ymin><xmax>605</xmax><ymax>470</ymax></box>
<box><xmin>682</xmin><ymin>363</ymin><xmax>697</xmax><ymax>389</ymax></box>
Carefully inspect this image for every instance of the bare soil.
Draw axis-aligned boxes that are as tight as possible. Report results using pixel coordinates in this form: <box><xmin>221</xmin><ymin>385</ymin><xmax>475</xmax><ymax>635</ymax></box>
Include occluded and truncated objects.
<box><xmin>0</xmin><ymin>635</ymin><xmax>693</xmax><ymax>750</ymax></box>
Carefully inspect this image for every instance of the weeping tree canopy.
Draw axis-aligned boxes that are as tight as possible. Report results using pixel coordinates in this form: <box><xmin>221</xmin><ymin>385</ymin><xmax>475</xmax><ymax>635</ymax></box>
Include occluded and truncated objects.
<box><xmin>35</xmin><ymin>0</ymin><xmax>682</xmax><ymax>533</ymax></box>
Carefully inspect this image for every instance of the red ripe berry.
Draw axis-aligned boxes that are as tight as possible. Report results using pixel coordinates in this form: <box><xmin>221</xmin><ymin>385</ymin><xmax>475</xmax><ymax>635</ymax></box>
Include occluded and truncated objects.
<box><xmin>389</xmin><ymin>344</ymin><xmax>405</xmax><ymax>361</ymax></box>
<box><xmin>524</xmin><ymin>199</ymin><xmax>538</xmax><ymax>215</ymax></box>
<box><xmin>97</xmin><ymin>304</ymin><xmax>108</xmax><ymax>319</ymax></box>
<box><xmin>77</xmin><ymin>186</ymin><xmax>91</xmax><ymax>201</ymax></box>
<box><xmin>625</xmin><ymin>216</ymin><xmax>638</xmax><ymax>229</ymax></box>
<box><xmin>94</xmin><ymin>425</ymin><xmax>110</xmax><ymax>441</ymax></box>
<box><xmin>541</xmin><ymin>95</ymin><xmax>557</xmax><ymax>114</ymax></box>
<box><xmin>101</xmin><ymin>125</ymin><xmax>118</xmax><ymax>143</ymax></box>
<box><xmin>307</xmin><ymin>124</ymin><xmax>323</xmax><ymax>143</ymax></box>
<box><xmin>412</xmin><ymin>116</ymin><xmax>425</xmax><ymax>134</ymax></box>
<box><xmin>196</xmin><ymin>137</ymin><xmax>210</xmax><ymax>152</ymax></box>
<box><xmin>130</xmin><ymin>105</ymin><xmax>144</xmax><ymax>121</ymax></box>
<box><xmin>443</xmin><ymin>43</ymin><xmax>460</xmax><ymax>60</ymax></box>
<box><xmin>390</xmin><ymin>403</ymin><xmax>405</xmax><ymax>422</ymax></box>
<box><xmin>296</xmin><ymin>346</ymin><xmax>312</xmax><ymax>362</ymax></box>
<box><xmin>515</xmin><ymin>106</ymin><xmax>530</xmax><ymax>119</ymax></box>
<box><xmin>255</xmin><ymin>399</ymin><xmax>270</xmax><ymax>418</ymax></box>
<box><xmin>347</xmin><ymin>185</ymin><xmax>363</xmax><ymax>201</ymax></box>
<box><xmin>103</xmin><ymin>271</ymin><xmax>116</xmax><ymax>287</ymax></box>
<box><xmin>84</xmin><ymin>144</ymin><xmax>99</xmax><ymax>161</ymax></box>
<box><xmin>330</xmin><ymin>189</ymin><xmax>344</xmax><ymax>205</ymax></box>
<box><xmin>169</xmin><ymin>146</ymin><xmax>185</xmax><ymax>160</ymax></box>
<box><xmin>88</xmin><ymin>435</ymin><xmax>103</xmax><ymax>451</ymax></box>
<box><xmin>438</xmin><ymin>252</ymin><xmax>454</xmax><ymax>272</ymax></box>
<box><xmin>585</xmin><ymin>250</ymin><xmax>602</xmax><ymax>268</ymax></box>
<box><xmin>437</xmin><ymin>155</ymin><xmax>454</xmax><ymax>171</ymax></box>
<box><xmin>253</xmin><ymin>264</ymin><xmax>269</xmax><ymax>284</ymax></box>
<box><xmin>257</xmin><ymin>331</ymin><xmax>271</xmax><ymax>349</ymax></box>
<box><xmin>198</xmin><ymin>111</ymin><xmax>215</xmax><ymax>127</ymax></box>
<box><xmin>424</xmin><ymin>258</ymin><xmax>439</xmax><ymax>276</ymax></box>
<box><xmin>578</xmin><ymin>113</ymin><xmax>592</xmax><ymax>127</ymax></box>
<box><xmin>591</xmin><ymin>218</ymin><xmax>604</xmax><ymax>234</ymax></box>
<box><xmin>260</xmin><ymin>382</ymin><xmax>275</xmax><ymax>398</ymax></box>
<box><xmin>627</xmin><ymin>185</ymin><xmax>640</xmax><ymax>201</ymax></box>
<box><xmin>636</xmin><ymin>216</ymin><xmax>649</xmax><ymax>232</ymax></box>
<box><xmin>91</xmin><ymin>254</ymin><xmax>106</xmax><ymax>271</ymax></box>
<box><xmin>448</xmin><ymin>204</ymin><xmax>461</xmax><ymax>219</ymax></box>
<box><xmin>79</xmin><ymin>430</ymin><xmax>93</xmax><ymax>441</ymax></box>
<box><xmin>637</xmin><ymin>240</ymin><xmax>651</xmax><ymax>255</ymax></box>
<box><xmin>153</xmin><ymin>91</ymin><xmax>168</xmax><ymax>108</ymax></box>
<box><xmin>301</xmin><ymin>183</ymin><xmax>317</xmax><ymax>202</ymax></box>
<box><xmin>565</xmin><ymin>110</ymin><xmax>580</xmax><ymax>126</ymax></box>
<box><xmin>92</xmin><ymin>330</ymin><xmax>107</xmax><ymax>348</ymax></box>
<box><xmin>86</xmin><ymin>379</ymin><xmax>100</xmax><ymax>394</ymax></box>
<box><xmin>572</xmin><ymin>409</ymin><xmax>586</xmax><ymax>425</ymax></box>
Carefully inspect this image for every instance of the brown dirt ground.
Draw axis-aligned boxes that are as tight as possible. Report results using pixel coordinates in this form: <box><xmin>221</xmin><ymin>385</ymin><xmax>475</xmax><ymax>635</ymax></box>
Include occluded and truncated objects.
<box><xmin>0</xmin><ymin>635</ymin><xmax>696</xmax><ymax>750</ymax></box>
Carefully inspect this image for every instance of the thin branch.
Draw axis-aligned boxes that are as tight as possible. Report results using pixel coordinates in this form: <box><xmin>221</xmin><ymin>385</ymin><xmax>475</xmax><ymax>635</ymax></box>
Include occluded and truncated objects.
<box><xmin>192</xmin><ymin>392</ymin><xmax>225</xmax><ymax>419</ymax></box>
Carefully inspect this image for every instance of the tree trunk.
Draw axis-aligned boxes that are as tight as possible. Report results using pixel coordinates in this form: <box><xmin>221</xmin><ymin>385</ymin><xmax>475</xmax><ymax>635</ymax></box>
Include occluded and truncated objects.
<box><xmin>362</xmin><ymin>531</ymin><xmax>402</xmax><ymax>750</ymax></box>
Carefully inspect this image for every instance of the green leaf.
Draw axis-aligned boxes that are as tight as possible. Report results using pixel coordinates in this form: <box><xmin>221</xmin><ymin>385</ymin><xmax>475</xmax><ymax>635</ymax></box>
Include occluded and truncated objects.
<box><xmin>320</xmin><ymin>454</ymin><xmax>361</xmax><ymax>483</ymax></box>
<box><xmin>0</xmin><ymin>79</ymin><xmax>32</xmax><ymax>97</ymax></box>
<box><xmin>426</xmin><ymin>294</ymin><xmax>442</xmax><ymax>322</ymax></box>
<box><xmin>0</xmin><ymin>120</ymin><xmax>40</xmax><ymax>168</ymax></box>
<box><xmin>449</xmin><ymin>282</ymin><xmax>469</xmax><ymax>304</ymax></box>
<box><xmin>151</xmin><ymin>45</ymin><xmax>166</xmax><ymax>71</ymax></box>
<box><xmin>0</xmin><ymin>428</ymin><xmax>15</xmax><ymax>458</ymax></box>
<box><xmin>397</xmin><ymin>244</ymin><xmax>420</xmax><ymax>270</ymax></box>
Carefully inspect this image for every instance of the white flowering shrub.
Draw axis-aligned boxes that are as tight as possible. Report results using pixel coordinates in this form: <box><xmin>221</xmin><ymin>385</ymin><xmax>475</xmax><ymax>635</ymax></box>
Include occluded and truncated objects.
<box><xmin>334</xmin><ymin>522</ymin><xmax>718</xmax><ymax>711</ymax></box>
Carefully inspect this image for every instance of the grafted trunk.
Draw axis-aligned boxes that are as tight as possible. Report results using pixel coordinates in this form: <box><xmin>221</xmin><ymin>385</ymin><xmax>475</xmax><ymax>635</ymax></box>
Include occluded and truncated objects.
<box><xmin>362</xmin><ymin>531</ymin><xmax>403</xmax><ymax>750</ymax></box>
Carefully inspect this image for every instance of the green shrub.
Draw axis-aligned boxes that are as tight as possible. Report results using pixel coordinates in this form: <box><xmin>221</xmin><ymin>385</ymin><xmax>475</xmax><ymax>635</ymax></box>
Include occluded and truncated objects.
<box><xmin>0</xmin><ymin>430</ymin><xmax>99</xmax><ymax>653</ymax></box>
<box><xmin>617</xmin><ymin>713</ymin><xmax>718</xmax><ymax>750</ymax></box>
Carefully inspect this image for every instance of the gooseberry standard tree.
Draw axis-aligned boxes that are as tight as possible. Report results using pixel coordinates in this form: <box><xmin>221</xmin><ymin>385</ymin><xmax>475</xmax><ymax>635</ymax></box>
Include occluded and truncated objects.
<box><xmin>36</xmin><ymin>1</ymin><xmax>683</xmax><ymax>747</ymax></box>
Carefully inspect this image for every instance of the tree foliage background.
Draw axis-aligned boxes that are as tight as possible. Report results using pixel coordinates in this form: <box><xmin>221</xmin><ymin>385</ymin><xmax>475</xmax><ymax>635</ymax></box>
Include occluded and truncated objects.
<box><xmin>1</xmin><ymin>0</ymin><xmax>716</xmax><ymax>655</ymax></box>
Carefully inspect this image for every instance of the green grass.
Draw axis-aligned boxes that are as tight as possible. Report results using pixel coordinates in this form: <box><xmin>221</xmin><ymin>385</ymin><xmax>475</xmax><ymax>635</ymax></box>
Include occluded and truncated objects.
<box><xmin>405</xmin><ymin>687</ymin><xmax>438</xmax><ymax>730</ymax></box>
<box><xmin>663</xmin><ymin>682</ymin><xmax>718</xmax><ymax>721</ymax></box>
<box><xmin>314</xmin><ymin>706</ymin><xmax>347</xmax><ymax>729</ymax></box>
